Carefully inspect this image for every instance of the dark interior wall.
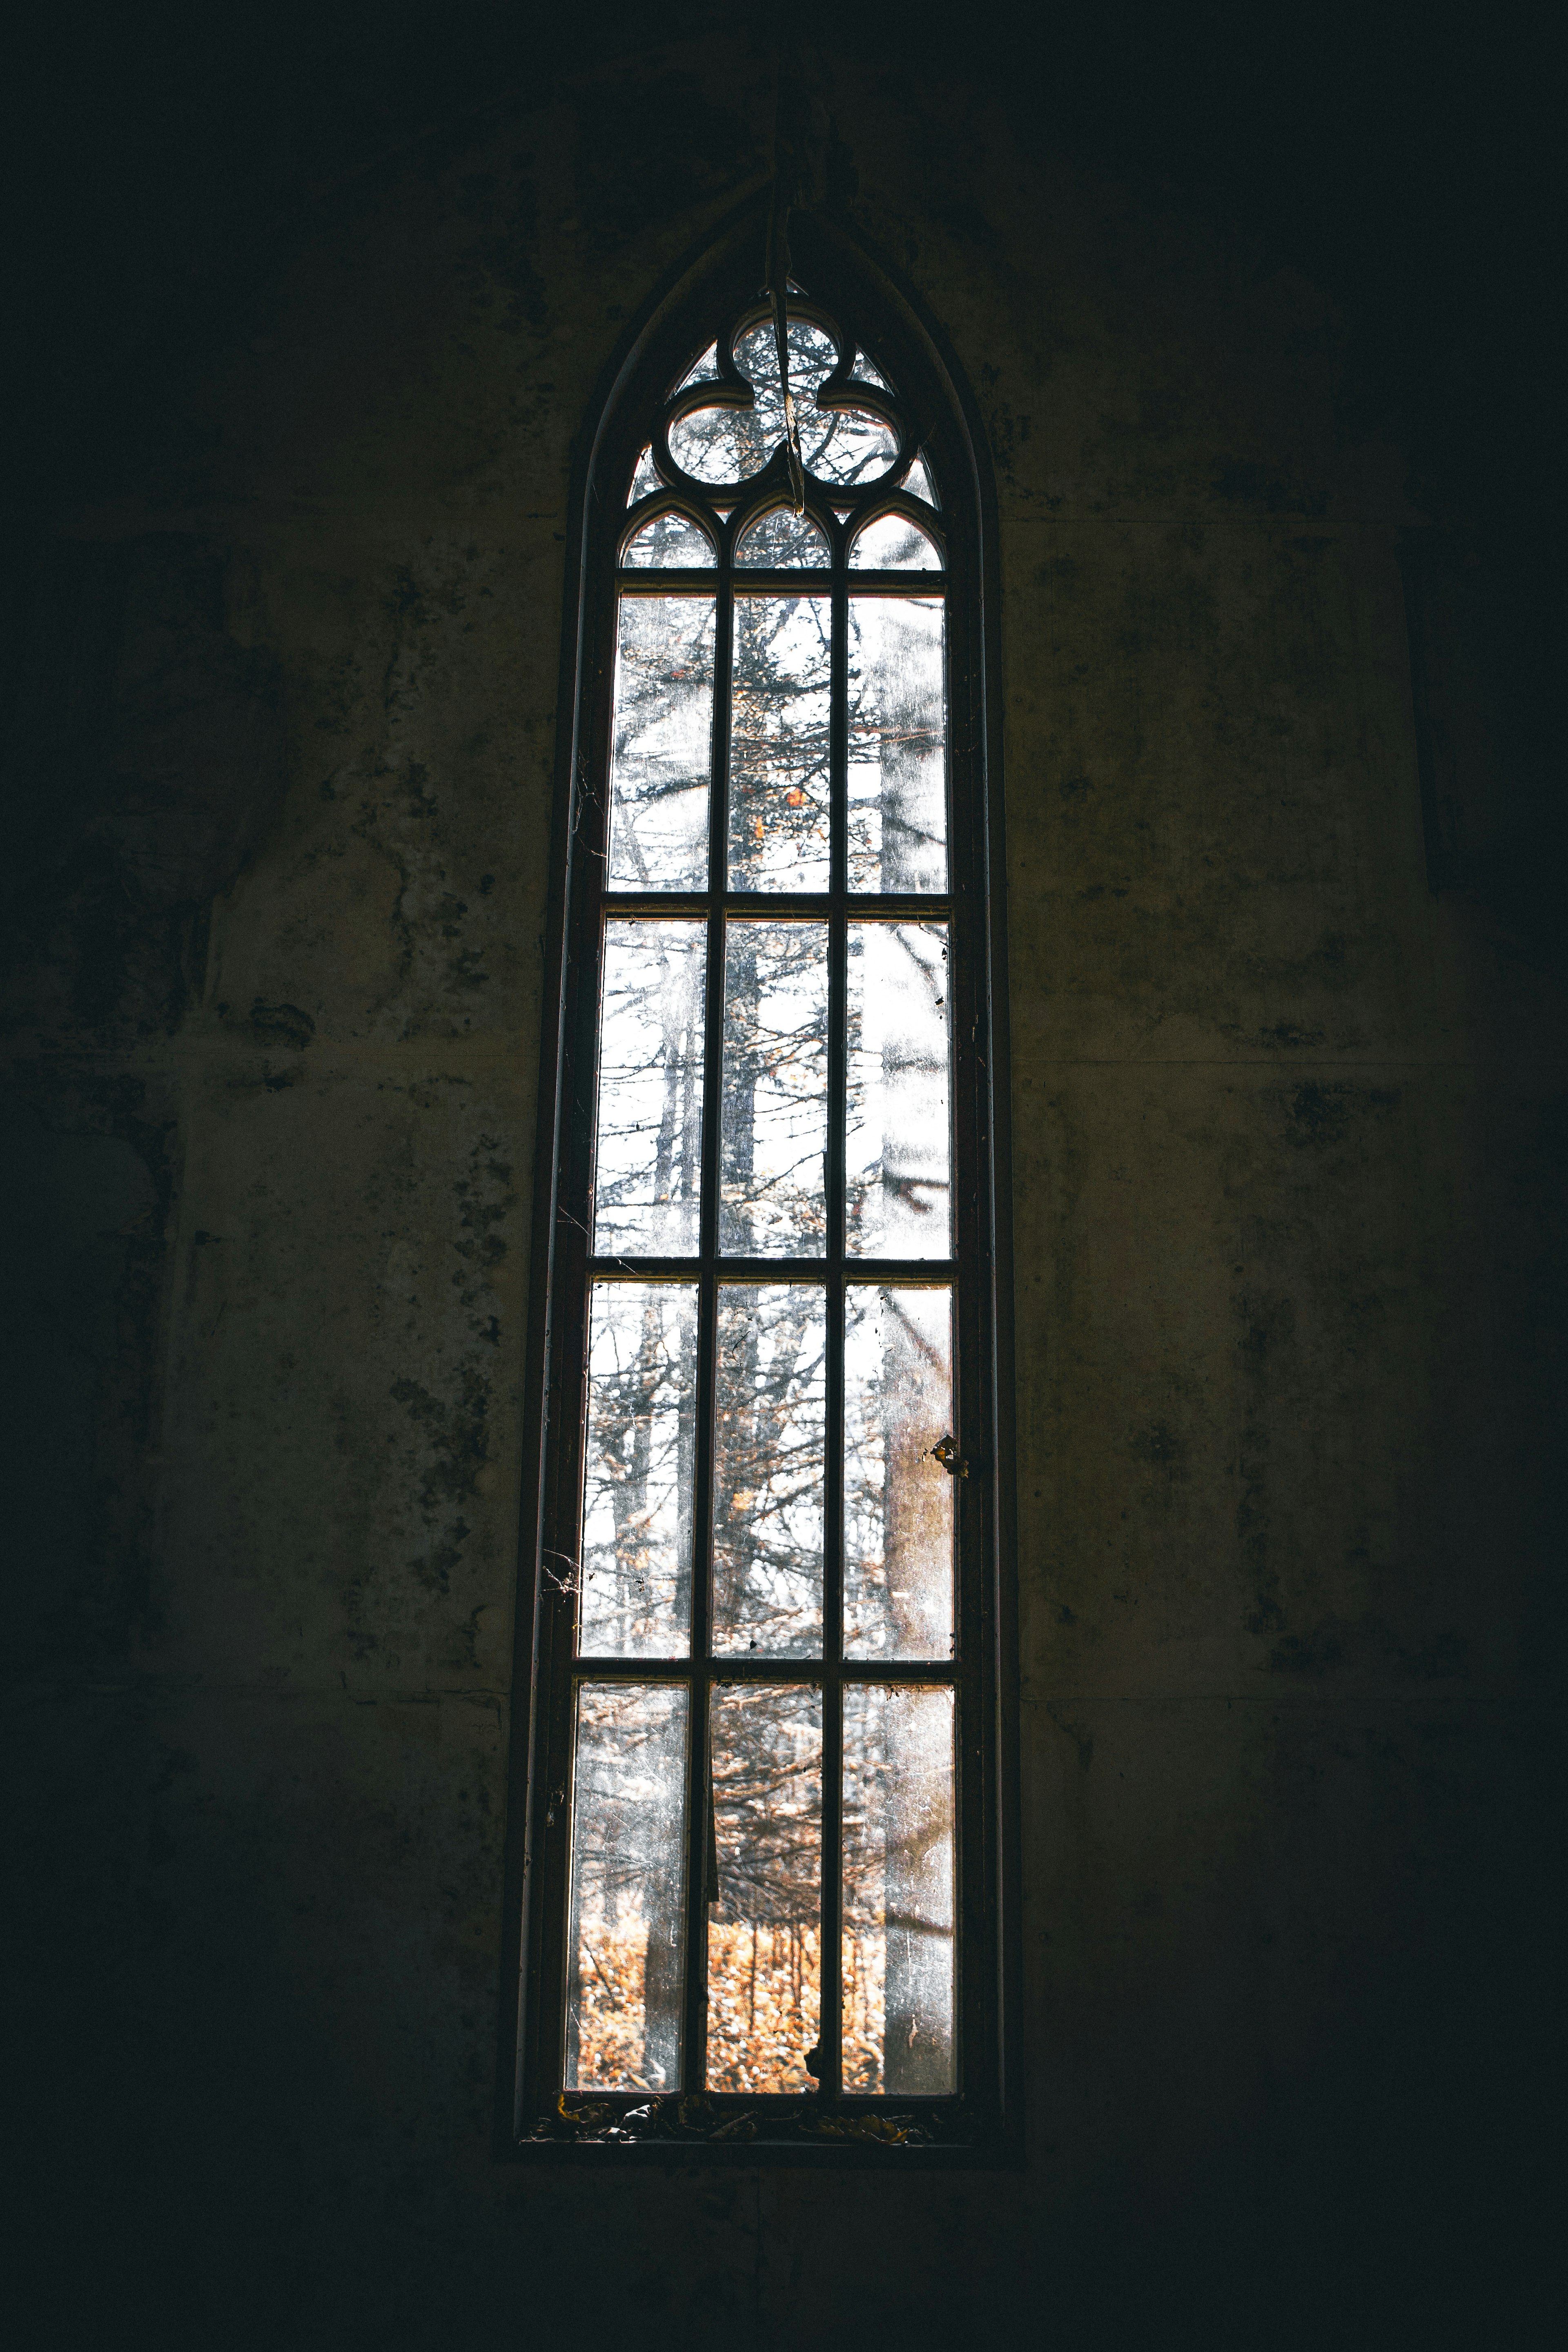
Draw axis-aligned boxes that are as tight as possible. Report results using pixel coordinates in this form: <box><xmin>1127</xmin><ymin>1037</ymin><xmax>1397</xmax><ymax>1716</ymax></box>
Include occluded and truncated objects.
<box><xmin>3</xmin><ymin>11</ymin><xmax>1561</xmax><ymax>2348</ymax></box>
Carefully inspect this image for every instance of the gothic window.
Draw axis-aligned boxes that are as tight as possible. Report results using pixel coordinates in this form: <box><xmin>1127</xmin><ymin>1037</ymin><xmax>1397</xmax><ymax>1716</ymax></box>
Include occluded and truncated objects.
<box><xmin>511</xmin><ymin>229</ymin><xmax>1013</xmax><ymax>2158</ymax></box>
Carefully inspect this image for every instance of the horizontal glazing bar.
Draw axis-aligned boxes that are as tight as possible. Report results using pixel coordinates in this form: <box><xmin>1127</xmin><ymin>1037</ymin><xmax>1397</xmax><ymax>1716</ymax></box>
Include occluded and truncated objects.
<box><xmin>586</xmin><ymin>1258</ymin><xmax>956</xmax><ymax>1284</ymax></box>
<box><xmin>600</xmin><ymin>894</ymin><xmax>952</xmax><ymax>919</ymax></box>
<box><xmin>619</xmin><ymin>570</ymin><xmax>945</xmax><ymax>595</ymax></box>
<box><xmin>569</xmin><ymin>1658</ymin><xmax>957</xmax><ymax>1683</ymax></box>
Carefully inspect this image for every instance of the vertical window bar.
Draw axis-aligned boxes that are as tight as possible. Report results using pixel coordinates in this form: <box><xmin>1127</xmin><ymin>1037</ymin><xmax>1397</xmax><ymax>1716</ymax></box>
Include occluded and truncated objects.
<box><xmin>681</xmin><ymin>538</ymin><xmax>733</xmax><ymax>2089</ymax></box>
<box><xmin>819</xmin><ymin>510</ymin><xmax>851</xmax><ymax>2098</ymax></box>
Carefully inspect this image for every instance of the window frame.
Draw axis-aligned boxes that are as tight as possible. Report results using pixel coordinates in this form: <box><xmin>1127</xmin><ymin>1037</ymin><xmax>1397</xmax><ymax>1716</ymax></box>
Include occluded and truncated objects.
<box><xmin>501</xmin><ymin>206</ymin><xmax>1019</xmax><ymax>2167</ymax></box>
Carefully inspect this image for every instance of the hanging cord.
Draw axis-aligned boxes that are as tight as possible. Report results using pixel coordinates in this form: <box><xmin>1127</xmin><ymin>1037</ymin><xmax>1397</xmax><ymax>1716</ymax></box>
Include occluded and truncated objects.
<box><xmin>766</xmin><ymin>58</ymin><xmax>807</xmax><ymax>515</ymax></box>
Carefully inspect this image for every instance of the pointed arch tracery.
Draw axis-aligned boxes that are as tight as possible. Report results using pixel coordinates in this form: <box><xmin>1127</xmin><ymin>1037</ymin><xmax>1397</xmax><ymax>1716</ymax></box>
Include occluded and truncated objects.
<box><xmin>508</xmin><ymin>214</ymin><xmax>1014</xmax><ymax>2162</ymax></box>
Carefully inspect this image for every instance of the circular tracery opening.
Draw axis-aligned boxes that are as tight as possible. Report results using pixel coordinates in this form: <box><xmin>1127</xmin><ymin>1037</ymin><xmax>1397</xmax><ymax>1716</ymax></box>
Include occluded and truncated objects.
<box><xmin>666</xmin><ymin>305</ymin><xmax>902</xmax><ymax>491</ymax></box>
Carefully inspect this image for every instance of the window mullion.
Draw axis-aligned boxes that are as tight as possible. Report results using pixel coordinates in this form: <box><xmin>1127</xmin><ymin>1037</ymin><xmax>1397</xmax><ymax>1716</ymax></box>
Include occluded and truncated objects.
<box><xmin>817</xmin><ymin>535</ymin><xmax>851</xmax><ymax>2100</ymax></box>
<box><xmin>680</xmin><ymin>551</ymin><xmax>733</xmax><ymax>2094</ymax></box>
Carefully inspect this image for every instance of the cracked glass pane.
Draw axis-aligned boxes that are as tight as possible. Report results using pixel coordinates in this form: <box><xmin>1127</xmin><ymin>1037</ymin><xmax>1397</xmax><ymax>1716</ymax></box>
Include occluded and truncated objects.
<box><xmin>847</xmin><ymin>596</ymin><xmax>947</xmax><ymax>892</ymax></box>
<box><xmin>592</xmin><ymin>920</ymin><xmax>705</xmax><ymax>1256</ymax></box>
<box><xmin>707</xmin><ymin>1682</ymin><xmax>822</xmax><ymax>2093</ymax></box>
<box><xmin>842</xmin><ymin>1683</ymin><xmax>955</xmax><ymax>2094</ymax></box>
<box><xmin>578</xmin><ymin>1281</ymin><xmax>698</xmax><ymax>1658</ymax></box>
<box><xmin>608</xmin><ymin>596</ymin><xmax>713</xmax><ymax>888</ymax></box>
<box><xmin>720</xmin><ymin>920</ymin><xmax>829</xmax><ymax>1256</ymax></box>
<box><xmin>846</xmin><ymin>921</ymin><xmax>951</xmax><ymax>1258</ymax></box>
<box><xmin>903</xmin><ymin>454</ymin><xmax>938</xmax><ymax>505</ymax></box>
<box><xmin>566</xmin><ymin>1681</ymin><xmax>688</xmax><ymax>2092</ymax></box>
<box><xmin>712</xmin><ymin>1283</ymin><xmax>826</xmax><ymax>1658</ymax></box>
<box><xmin>728</xmin><ymin>595</ymin><xmax>831</xmax><ymax>891</ymax></box>
<box><xmin>844</xmin><ymin>1284</ymin><xmax>954</xmax><ymax>1658</ymax></box>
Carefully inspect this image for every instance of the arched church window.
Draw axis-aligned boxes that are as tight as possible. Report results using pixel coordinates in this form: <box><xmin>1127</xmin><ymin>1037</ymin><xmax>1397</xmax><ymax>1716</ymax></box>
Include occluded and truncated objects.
<box><xmin>509</xmin><ymin>223</ymin><xmax>1015</xmax><ymax>2158</ymax></box>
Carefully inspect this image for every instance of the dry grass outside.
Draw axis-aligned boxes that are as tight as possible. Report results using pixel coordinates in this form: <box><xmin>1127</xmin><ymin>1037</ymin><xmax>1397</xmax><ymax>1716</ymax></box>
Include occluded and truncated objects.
<box><xmin>842</xmin><ymin>1927</ymin><xmax>889</xmax><ymax>2092</ymax></box>
<box><xmin>706</xmin><ymin>1921</ymin><xmax>819</xmax><ymax>2092</ymax></box>
<box><xmin>570</xmin><ymin>1920</ymin><xmax>895</xmax><ymax>2094</ymax></box>
<box><xmin>570</xmin><ymin>1922</ymin><xmax>671</xmax><ymax>2092</ymax></box>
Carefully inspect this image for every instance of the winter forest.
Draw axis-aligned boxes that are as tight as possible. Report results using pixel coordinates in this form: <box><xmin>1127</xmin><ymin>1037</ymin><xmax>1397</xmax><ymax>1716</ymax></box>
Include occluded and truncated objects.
<box><xmin>561</xmin><ymin>319</ymin><xmax>960</xmax><ymax>2103</ymax></box>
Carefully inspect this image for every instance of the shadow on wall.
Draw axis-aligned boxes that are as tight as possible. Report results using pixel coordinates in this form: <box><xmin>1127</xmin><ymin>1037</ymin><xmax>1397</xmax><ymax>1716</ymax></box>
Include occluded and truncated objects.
<box><xmin>0</xmin><ymin>534</ymin><xmax>292</xmax><ymax>1683</ymax></box>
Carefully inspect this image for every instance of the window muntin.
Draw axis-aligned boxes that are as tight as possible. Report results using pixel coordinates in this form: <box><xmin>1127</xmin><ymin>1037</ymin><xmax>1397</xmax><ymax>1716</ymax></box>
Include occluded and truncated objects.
<box><xmin>519</xmin><ymin>261</ymin><xmax>1006</xmax><ymax>2154</ymax></box>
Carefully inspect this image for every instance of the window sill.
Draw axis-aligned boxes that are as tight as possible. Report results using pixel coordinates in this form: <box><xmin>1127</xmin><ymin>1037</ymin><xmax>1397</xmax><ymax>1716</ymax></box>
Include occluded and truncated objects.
<box><xmin>501</xmin><ymin>2093</ymin><xmax>1020</xmax><ymax>2169</ymax></box>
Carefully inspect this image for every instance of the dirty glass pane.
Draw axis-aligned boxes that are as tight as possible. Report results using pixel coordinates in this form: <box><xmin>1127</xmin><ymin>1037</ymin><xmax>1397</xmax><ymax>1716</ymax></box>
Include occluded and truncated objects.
<box><xmin>720</xmin><ymin>920</ymin><xmax>829</xmax><ymax>1256</ymax></box>
<box><xmin>853</xmin><ymin>353</ymin><xmax>891</xmax><ymax>390</ymax></box>
<box><xmin>844</xmin><ymin>1285</ymin><xmax>953</xmax><ymax>1657</ymax></box>
<box><xmin>801</xmin><ymin>403</ymin><xmax>900</xmax><ymax>488</ymax></box>
<box><xmin>849</xmin><ymin>512</ymin><xmax>942</xmax><ymax>571</ymax></box>
<box><xmin>846</xmin><ymin>922</ymin><xmax>951</xmax><ymax>1258</ymax></box>
<box><xmin>566</xmin><ymin>1682</ymin><xmax>688</xmax><ymax>2092</ymax></box>
<box><xmin>628</xmin><ymin>445</ymin><xmax>659</xmax><ymax>502</ymax></box>
<box><xmin>593</xmin><ymin>920</ymin><xmax>705</xmax><ymax>1256</ymax></box>
<box><xmin>903</xmin><ymin>454</ymin><xmax>938</xmax><ymax>506</ymax></box>
<box><xmin>578</xmin><ymin>1282</ymin><xmax>698</xmax><ymax>1658</ymax></box>
<box><xmin>842</xmin><ymin>1683</ymin><xmax>955</xmax><ymax>2094</ymax></box>
<box><xmin>728</xmin><ymin>595</ymin><xmax>832</xmax><ymax>891</ymax></box>
<box><xmin>608</xmin><ymin>597</ymin><xmax>714</xmax><ymax>889</ymax></box>
<box><xmin>669</xmin><ymin>394</ymin><xmax>770</xmax><ymax>484</ymax></box>
<box><xmin>708</xmin><ymin>1683</ymin><xmax>822</xmax><ymax>2092</ymax></box>
<box><xmin>713</xmin><ymin>1284</ymin><xmax>826</xmax><ymax>1657</ymax></box>
<box><xmin>735</xmin><ymin>507</ymin><xmax>829</xmax><ymax>568</ymax></box>
<box><xmin>623</xmin><ymin>512</ymin><xmax>715</xmax><ymax>569</ymax></box>
<box><xmin>847</xmin><ymin>596</ymin><xmax>946</xmax><ymax>892</ymax></box>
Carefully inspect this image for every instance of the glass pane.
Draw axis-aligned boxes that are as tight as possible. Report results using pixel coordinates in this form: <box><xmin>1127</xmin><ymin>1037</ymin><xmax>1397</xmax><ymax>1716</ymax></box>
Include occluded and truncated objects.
<box><xmin>579</xmin><ymin>1282</ymin><xmax>698</xmax><ymax>1657</ymax></box>
<box><xmin>842</xmin><ymin>1684</ymin><xmax>955</xmax><ymax>2094</ymax></box>
<box><xmin>735</xmin><ymin>507</ymin><xmax>830</xmax><ymax>568</ymax></box>
<box><xmin>721</xmin><ymin>920</ymin><xmax>829</xmax><ymax>1255</ymax></box>
<box><xmin>847</xmin><ymin>597</ymin><xmax>947</xmax><ymax>892</ymax></box>
<box><xmin>844</xmin><ymin>1285</ymin><xmax>954</xmax><ymax>1657</ymax></box>
<box><xmin>847</xmin><ymin>922</ymin><xmax>951</xmax><ymax>1258</ymax></box>
<box><xmin>592</xmin><ymin>920</ymin><xmax>705</xmax><ymax>1255</ymax></box>
<box><xmin>566</xmin><ymin>1682</ymin><xmax>688</xmax><ymax>2091</ymax></box>
<box><xmin>623</xmin><ymin>512</ymin><xmax>715</xmax><ymax>569</ymax></box>
<box><xmin>677</xmin><ymin>343</ymin><xmax>720</xmax><ymax>388</ymax></box>
<box><xmin>669</xmin><ymin>321</ymin><xmax>899</xmax><ymax>490</ymax></box>
<box><xmin>853</xmin><ymin>354</ymin><xmax>891</xmax><ymax>390</ymax></box>
<box><xmin>903</xmin><ymin>454</ymin><xmax>938</xmax><ymax>506</ymax></box>
<box><xmin>628</xmin><ymin>445</ymin><xmax>659</xmax><ymax>502</ymax></box>
<box><xmin>669</xmin><ymin>395</ymin><xmax>771</xmax><ymax>485</ymax></box>
<box><xmin>728</xmin><ymin>318</ymin><xmax>844</xmax><ymax>485</ymax></box>
<box><xmin>608</xmin><ymin>597</ymin><xmax>714</xmax><ymax>889</ymax></box>
<box><xmin>849</xmin><ymin>512</ymin><xmax>942</xmax><ymax>571</ymax></box>
<box><xmin>733</xmin><ymin>315</ymin><xmax>840</xmax><ymax>407</ymax></box>
<box><xmin>713</xmin><ymin>1284</ymin><xmax>826</xmax><ymax>1656</ymax></box>
<box><xmin>801</xmin><ymin>403</ymin><xmax>900</xmax><ymax>487</ymax></box>
<box><xmin>708</xmin><ymin>1683</ymin><xmax>822</xmax><ymax>2092</ymax></box>
<box><xmin>728</xmin><ymin>596</ymin><xmax>831</xmax><ymax>891</ymax></box>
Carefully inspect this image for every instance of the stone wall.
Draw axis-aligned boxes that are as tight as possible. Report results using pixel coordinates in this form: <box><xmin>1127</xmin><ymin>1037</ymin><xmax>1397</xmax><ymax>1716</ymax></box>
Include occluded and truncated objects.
<box><xmin>4</xmin><ymin>29</ymin><xmax>1559</xmax><ymax>2349</ymax></box>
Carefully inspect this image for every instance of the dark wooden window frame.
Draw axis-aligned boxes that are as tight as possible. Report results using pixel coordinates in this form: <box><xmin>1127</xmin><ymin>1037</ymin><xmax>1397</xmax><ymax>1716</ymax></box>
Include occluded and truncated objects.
<box><xmin>500</xmin><ymin>203</ymin><xmax>1019</xmax><ymax>2167</ymax></box>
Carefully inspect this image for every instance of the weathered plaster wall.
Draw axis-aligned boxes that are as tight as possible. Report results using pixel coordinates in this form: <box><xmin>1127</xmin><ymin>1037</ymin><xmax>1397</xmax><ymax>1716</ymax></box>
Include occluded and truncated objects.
<box><xmin>5</xmin><ymin>34</ymin><xmax>1559</xmax><ymax>2350</ymax></box>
